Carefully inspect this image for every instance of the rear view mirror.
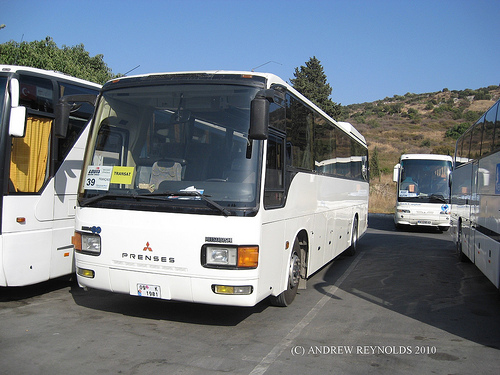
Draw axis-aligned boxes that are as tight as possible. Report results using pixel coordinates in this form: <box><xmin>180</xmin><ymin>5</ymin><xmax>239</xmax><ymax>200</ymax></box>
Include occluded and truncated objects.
<box><xmin>54</xmin><ymin>101</ymin><xmax>72</xmax><ymax>138</ymax></box>
<box><xmin>55</xmin><ymin>94</ymin><xmax>98</xmax><ymax>138</ymax></box>
<box><xmin>249</xmin><ymin>96</ymin><xmax>269</xmax><ymax>140</ymax></box>
<box><xmin>8</xmin><ymin>78</ymin><xmax>27</xmax><ymax>137</ymax></box>
<box><xmin>393</xmin><ymin>164</ymin><xmax>401</xmax><ymax>182</ymax></box>
<box><xmin>9</xmin><ymin>106</ymin><xmax>27</xmax><ymax>137</ymax></box>
<box><xmin>249</xmin><ymin>89</ymin><xmax>282</xmax><ymax>140</ymax></box>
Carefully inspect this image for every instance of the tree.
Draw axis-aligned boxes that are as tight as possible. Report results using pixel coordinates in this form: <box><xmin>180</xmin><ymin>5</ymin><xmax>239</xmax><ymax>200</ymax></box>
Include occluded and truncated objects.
<box><xmin>0</xmin><ymin>37</ymin><xmax>118</xmax><ymax>84</ymax></box>
<box><xmin>290</xmin><ymin>56</ymin><xmax>343</xmax><ymax>119</ymax></box>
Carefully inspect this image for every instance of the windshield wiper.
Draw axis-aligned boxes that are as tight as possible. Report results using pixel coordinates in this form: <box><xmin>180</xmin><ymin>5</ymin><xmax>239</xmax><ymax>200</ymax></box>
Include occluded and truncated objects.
<box><xmin>429</xmin><ymin>194</ymin><xmax>447</xmax><ymax>203</ymax></box>
<box><xmin>80</xmin><ymin>191</ymin><xmax>183</xmax><ymax>206</ymax></box>
<box><xmin>80</xmin><ymin>193</ymin><xmax>126</xmax><ymax>206</ymax></box>
<box><xmin>170</xmin><ymin>191</ymin><xmax>230</xmax><ymax>217</ymax></box>
<box><xmin>141</xmin><ymin>190</ymin><xmax>230</xmax><ymax>217</ymax></box>
<box><xmin>81</xmin><ymin>190</ymin><xmax>230</xmax><ymax>217</ymax></box>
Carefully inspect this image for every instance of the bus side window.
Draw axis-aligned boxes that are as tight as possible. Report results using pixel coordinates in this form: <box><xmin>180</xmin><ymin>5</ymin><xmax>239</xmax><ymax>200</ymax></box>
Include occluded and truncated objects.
<box><xmin>264</xmin><ymin>134</ymin><xmax>285</xmax><ymax>208</ymax></box>
<box><xmin>470</xmin><ymin>116</ymin><xmax>484</xmax><ymax>160</ymax></box>
<box><xmin>492</xmin><ymin>102</ymin><xmax>500</xmax><ymax>153</ymax></box>
<box><xmin>9</xmin><ymin>115</ymin><xmax>52</xmax><ymax>193</ymax></box>
<box><xmin>482</xmin><ymin>104</ymin><xmax>497</xmax><ymax>156</ymax></box>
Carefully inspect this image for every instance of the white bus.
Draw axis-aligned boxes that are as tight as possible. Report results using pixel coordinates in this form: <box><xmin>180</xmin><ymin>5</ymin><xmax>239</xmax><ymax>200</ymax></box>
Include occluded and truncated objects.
<box><xmin>451</xmin><ymin>99</ymin><xmax>500</xmax><ymax>289</ymax></box>
<box><xmin>393</xmin><ymin>154</ymin><xmax>452</xmax><ymax>231</ymax></box>
<box><xmin>63</xmin><ymin>71</ymin><xmax>369</xmax><ymax>307</ymax></box>
<box><xmin>0</xmin><ymin>65</ymin><xmax>100</xmax><ymax>286</ymax></box>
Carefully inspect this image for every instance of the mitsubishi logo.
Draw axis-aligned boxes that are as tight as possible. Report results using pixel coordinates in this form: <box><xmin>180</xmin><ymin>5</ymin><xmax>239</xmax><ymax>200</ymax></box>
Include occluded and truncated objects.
<box><xmin>143</xmin><ymin>242</ymin><xmax>152</xmax><ymax>251</ymax></box>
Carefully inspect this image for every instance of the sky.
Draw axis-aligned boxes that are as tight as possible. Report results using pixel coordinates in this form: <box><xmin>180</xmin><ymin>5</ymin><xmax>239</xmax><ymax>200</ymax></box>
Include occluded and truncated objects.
<box><xmin>1</xmin><ymin>0</ymin><xmax>499</xmax><ymax>105</ymax></box>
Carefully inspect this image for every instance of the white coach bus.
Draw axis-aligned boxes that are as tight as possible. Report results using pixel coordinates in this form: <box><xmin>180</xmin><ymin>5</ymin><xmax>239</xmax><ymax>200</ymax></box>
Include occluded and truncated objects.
<box><xmin>393</xmin><ymin>154</ymin><xmax>452</xmax><ymax>231</ymax></box>
<box><xmin>62</xmin><ymin>71</ymin><xmax>369</xmax><ymax>307</ymax></box>
<box><xmin>0</xmin><ymin>65</ymin><xmax>100</xmax><ymax>286</ymax></box>
<box><xmin>451</xmin><ymin>99</ymin><xmax>500</xmax><ymax>289</ymax></box>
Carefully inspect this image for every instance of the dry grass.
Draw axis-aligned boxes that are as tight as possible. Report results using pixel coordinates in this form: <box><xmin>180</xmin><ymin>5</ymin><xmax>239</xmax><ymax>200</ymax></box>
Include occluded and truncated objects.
<box><xmin>349</xmin><ymin>87</ymin><xmax>500</xmax><ymax>174</ymax></box>
<box><xmin>369</xmin><ymin>173</ymin><xmax>395</xmax><ymax>214</ymax></box>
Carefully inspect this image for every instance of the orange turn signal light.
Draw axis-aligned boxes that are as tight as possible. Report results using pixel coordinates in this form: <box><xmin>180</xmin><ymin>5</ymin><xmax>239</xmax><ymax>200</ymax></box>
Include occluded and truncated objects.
<box><xmin>72</xmin><ymin>232</ymin><xmax>82</xmax><ymax>251</ymax></box>
<box><xmin>237</xmin><ymin>246</ymin><xmax>259</xmax><ymax>268</ymax></box>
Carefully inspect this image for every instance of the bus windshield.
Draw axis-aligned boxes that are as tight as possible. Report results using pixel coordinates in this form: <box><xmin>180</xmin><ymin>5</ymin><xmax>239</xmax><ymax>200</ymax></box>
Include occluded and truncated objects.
<box><xmin>81</xmin><ymin>83</ymin><xmax>262</xmax><ymax>216</ymax></box>
<box><xmin>398</xmin><ymin>159</ymin><xmax>451</xmax><ymax>203</ymax></box>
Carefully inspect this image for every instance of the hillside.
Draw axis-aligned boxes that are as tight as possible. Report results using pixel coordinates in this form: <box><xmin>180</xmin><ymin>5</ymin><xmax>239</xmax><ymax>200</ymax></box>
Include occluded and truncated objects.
<box><xmin>343</xmin><ymin>85</ymin><xmax>500</xmax><ymax>213</ymax></box>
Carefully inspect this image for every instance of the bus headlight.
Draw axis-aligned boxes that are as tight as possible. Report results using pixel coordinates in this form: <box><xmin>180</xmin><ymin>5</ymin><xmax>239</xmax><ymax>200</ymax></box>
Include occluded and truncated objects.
<box><xmin>206</xmin><ymin>246</ymin><xmax>237</xmax><ymax>266</ymax></box>
<box><xmin>202</xmin><ymin>245</ymin><xmax>258</xmax><ymax>269</ymax></box>
<box><xmin>72</xmin><ymin>232</ymin><xmax>101</xmax><ymax>255</ymax></box>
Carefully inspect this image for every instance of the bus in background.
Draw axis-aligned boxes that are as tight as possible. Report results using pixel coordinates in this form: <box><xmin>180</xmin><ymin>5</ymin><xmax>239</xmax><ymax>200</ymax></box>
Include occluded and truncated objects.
<box><xmin>63</xmin><ymin>71</ymin><xmax>369</xmax><ymax>307</ymax></box>
<box><xmin>393</xmin><ymin>154</ymin><xmax>452</xmax><ymax>231</ymax></box>
<box><xmin>0</xmin><ymin>65</ymin><xmax>100</xmax><ymax>286</ymax></box>
<box><xmin>451</xmin><ymin>99</ymin><xmax>500</xmax><ymax>290</ymax></box>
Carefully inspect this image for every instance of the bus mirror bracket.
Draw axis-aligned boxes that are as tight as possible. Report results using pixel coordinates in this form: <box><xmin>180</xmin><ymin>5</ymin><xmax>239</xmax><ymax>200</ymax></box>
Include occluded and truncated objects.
<box><xmin>55</xmin><ymin>94</ymin><xmax>97</xmax><ymax>138</ymax></box>
<box><xmin>249</xmin><ymin>89</ymin><xmax>277</xmax><ymax>141</ymax></box>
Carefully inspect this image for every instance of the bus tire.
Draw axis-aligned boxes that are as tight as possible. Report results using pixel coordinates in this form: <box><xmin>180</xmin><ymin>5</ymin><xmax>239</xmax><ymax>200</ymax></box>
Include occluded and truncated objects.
<box><xmin>269</xmin><ymin>241</ymin><xmax>301</xmax><ymax>307</ymax></box>
<box><xmin>345</xmin><ymin>217</ymin><xmax>358</xmax><ymax>256</ymax></box>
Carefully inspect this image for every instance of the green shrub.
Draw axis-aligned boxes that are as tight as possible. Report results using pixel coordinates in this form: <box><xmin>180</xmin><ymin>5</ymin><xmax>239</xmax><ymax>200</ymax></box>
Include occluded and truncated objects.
<box><xmin>445</xmin><ymin>123</ymin><xmax>469</xmax><ymax>139</ymax></box>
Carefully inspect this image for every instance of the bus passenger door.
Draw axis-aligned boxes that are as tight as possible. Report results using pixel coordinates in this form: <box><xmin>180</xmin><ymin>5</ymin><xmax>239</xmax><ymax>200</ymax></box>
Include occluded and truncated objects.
<box><xmin>2</xmin><ymin>115</ymin><xmax>55</xmax><ymax>285</ymax></box>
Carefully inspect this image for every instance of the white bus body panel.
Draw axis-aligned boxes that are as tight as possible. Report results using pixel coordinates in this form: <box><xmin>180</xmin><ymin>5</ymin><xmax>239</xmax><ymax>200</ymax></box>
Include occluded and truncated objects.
<box><xmin>472</xmin><ymin>232</ymin><xmax>500</xmax><ymax>288</ymax></box>
<box><xmin>0</xmin><ymin>126</ymin><xmax>89</xmax><ymax>286</ymax></box>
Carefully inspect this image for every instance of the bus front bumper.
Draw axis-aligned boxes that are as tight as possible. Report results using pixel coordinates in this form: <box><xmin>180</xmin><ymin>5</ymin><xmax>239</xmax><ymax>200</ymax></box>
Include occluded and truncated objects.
<box><xmin>394</xmin><ymin>213</ymin><xmax>450</xmax><ymax>229</ymax></box>
<box><xmin>76</xmin><ymin>262</ymin><xmax>262</xmax><ymax>307</ymax></box>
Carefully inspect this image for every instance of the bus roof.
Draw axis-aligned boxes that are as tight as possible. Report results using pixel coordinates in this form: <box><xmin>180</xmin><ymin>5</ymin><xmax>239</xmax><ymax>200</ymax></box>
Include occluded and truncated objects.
<box><xmin>105</xmin><ymin>70</ymin><xmax>367</xmax><ymax>147</ymax></box>
<box><xmin>0</xmin><ymin>65</ymin><xmax>101</xmax><ymax>89</ymax></box>
<box><xmin>400</xmin><ymin>154</ymin><xmax>453</xmax><ymax>161</ymax></box>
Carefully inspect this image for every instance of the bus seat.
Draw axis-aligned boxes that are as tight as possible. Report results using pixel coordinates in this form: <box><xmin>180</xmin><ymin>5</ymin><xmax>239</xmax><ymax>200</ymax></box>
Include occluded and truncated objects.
<box><xmin>150</xmin><ymin>160</ymin><xmax>182</xmax><ymax>190</ymax></box>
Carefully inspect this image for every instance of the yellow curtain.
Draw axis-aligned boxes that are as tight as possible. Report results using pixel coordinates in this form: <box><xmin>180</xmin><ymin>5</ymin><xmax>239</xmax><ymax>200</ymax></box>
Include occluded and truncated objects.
<box><xmin>10</xmin><ymin>116</ymin><xmax>52</xmax><ymax>192</ymax></box>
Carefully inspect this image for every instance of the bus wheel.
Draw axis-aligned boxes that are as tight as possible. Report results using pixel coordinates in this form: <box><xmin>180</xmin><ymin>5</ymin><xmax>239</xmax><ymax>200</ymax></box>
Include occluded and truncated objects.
<box><xmin>269</xmin><ymin>241</ymin><xmax>301</xmax><ymax>307</ymax></box>
<box><xmin>345</xmin><ymin>217</ymin><xmax>358</xmax><ymax>256</ymax></box>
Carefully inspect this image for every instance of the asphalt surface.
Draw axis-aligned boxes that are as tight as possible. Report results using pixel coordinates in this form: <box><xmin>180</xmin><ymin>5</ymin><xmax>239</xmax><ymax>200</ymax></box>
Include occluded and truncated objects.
<box><xmin>1</xmin><ymin>214</ymin><xmax>499</xmax><ymax>375</ymax></box>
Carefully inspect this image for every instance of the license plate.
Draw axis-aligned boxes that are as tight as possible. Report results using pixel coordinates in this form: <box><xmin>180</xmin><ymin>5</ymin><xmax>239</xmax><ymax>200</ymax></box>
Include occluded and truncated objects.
<box><xmin>417</xmin><ymin>220</ymin><xmax>431</xmax><ymax>225</ymax></box>
<box><xmin>137</xmin><ymin>283</ymin><xmax>161</xmax><ymax>298</ymax></box>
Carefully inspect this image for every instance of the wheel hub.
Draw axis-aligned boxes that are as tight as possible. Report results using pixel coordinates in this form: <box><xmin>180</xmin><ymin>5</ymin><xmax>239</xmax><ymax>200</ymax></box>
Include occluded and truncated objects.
<box><xmin>289</xmin><ymin>253</ymin><xmax>300</xmax><ymax>288</ymax></box>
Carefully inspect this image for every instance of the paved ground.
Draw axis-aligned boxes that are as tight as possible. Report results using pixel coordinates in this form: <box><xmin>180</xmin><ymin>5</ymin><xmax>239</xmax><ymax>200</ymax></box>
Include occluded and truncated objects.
<box><xmin>1</xmin><ymin>214</ymin><xmax>499</xmax><ymax>374</ymax></box>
